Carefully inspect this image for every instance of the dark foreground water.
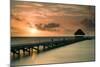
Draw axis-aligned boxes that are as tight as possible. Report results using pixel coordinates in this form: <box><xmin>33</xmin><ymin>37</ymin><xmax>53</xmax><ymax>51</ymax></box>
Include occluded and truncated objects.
<box><xmin>11</xmin><ymin>39</ymin><xmax>95</xmax><ymax>66</ymax></box>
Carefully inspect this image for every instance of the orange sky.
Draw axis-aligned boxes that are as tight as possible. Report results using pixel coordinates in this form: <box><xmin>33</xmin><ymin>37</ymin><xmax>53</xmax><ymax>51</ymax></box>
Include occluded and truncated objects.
<box><xmin>11</xmin><ymin>1</ymin><xmax>95</xmax><ymax>37</ymax></box>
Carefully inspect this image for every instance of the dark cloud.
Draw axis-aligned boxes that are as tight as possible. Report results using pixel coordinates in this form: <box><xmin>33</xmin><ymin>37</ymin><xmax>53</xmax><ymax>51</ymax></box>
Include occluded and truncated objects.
<box><xmin>11</xmin><ymin>14</ymin><xmax>23</xmax><ymax>21</ymax></box>
<box><xmin>26</xmin><ymin>22</ymin><xmax>34</xmax><ymax>28</ymax></box>
<box><xmin>35</xmin><ymin>22</ymin><xmax>60</xmax><ymax>31</ymax></box>
<box><xmin>44</xmin><ymin>22</ymin><xmax>60</xmax><ymax>28</ymax></box>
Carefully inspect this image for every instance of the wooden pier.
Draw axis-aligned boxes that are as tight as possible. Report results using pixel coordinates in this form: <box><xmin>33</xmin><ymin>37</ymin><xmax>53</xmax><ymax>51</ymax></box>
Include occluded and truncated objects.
<box><xmin>11</xmin><ymin>36</ymin><xmax>94</xmax><ymax>57</ymax></box>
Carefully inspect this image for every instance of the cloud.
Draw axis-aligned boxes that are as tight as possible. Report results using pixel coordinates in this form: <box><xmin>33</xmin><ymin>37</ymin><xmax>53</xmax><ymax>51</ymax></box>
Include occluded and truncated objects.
<box><xmin>11</xmin><ymin>14</ymin><xmax>23</xmax><ymax>21</ymax></box>
<box><xmin>43</xmin><ymin>22</ymin><xmax>60</xmax><ymax>28</ymax></box>
<box><xmin>12</xmin><ymin>1</ymin><xmax>93</xmax><ymax>17</ymax></box>
<box><xmin>35</xmin><ymin>22</ymin><xmax>60</xmax><ymax>31</ymax></box>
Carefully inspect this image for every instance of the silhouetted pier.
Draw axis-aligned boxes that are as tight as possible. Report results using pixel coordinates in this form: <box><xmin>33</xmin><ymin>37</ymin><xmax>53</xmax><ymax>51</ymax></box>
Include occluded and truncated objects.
<box><xmin>11</xmin><ymin>36</ymin><xmax>94</xmax><ymax>57</ymax></box>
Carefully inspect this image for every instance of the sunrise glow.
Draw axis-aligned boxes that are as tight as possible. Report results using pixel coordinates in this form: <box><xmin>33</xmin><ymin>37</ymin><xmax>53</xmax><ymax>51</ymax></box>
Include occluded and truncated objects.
<box><xmin>28</xmin><ymin>28</ymin><xmax>39</xmax><ymax>34</ymax></box>
<box><xmin>11</xmin><ymin>1</ymin><xmax>95</xmax><ymax>37</ymax></box>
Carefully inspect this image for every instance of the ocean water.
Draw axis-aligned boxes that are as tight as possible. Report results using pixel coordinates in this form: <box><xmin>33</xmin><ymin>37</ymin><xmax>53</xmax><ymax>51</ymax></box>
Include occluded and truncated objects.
<box><xmin>11</xmin><ymin>39</ymin><xmax>95</xmax><ymax>66</ymax></box>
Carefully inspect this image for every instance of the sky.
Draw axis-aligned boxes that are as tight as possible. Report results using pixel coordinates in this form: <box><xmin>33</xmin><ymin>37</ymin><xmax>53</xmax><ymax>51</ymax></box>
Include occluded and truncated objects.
<box><xmin>16</xmin><ymin>0</ymin><xmax>95</xmax><ymax>5</ymax></box>
<box><xmin>11</xmin><ymin>0</ymin><xmax>95</xmax><ymax>37</ymax></box>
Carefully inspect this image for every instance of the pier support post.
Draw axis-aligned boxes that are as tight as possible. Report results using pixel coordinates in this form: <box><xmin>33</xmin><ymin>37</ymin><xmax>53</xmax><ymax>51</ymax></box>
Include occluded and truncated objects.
<box><xmin>43</xmin><ymin>45</ymin><xmax>46</xmax><ymax>51</ymax></box>
<box><xmin>37</xmin><ymin>45</ymin><xmax>40</xmax><ymax>53</ymax></box>
<box><xmin>23</xmin><ymin>48</ymin><xmax>25</xmax><ymax>55</ymax></box>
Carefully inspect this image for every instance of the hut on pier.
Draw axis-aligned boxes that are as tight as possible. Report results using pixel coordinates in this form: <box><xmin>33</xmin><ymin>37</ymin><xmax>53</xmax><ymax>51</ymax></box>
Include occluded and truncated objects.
<box><xmin>74</xmin><ymin>29</ymin><xmax>85</xmax><ymax>38</ymax></box>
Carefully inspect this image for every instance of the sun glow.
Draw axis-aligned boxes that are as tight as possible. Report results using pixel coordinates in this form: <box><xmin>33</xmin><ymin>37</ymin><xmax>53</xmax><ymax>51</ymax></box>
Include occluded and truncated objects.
<box><xmin>28</xmin><ymin>28</ymin><xmax>39</xmax><ymax>34</ymax></box>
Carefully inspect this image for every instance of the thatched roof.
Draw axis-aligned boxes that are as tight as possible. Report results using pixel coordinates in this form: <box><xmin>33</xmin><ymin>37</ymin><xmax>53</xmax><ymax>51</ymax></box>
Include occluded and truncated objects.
<box><xmin>74</xmin><ymin>29</ymin><xmax>85</xmax><ymax>35</ymax></box>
